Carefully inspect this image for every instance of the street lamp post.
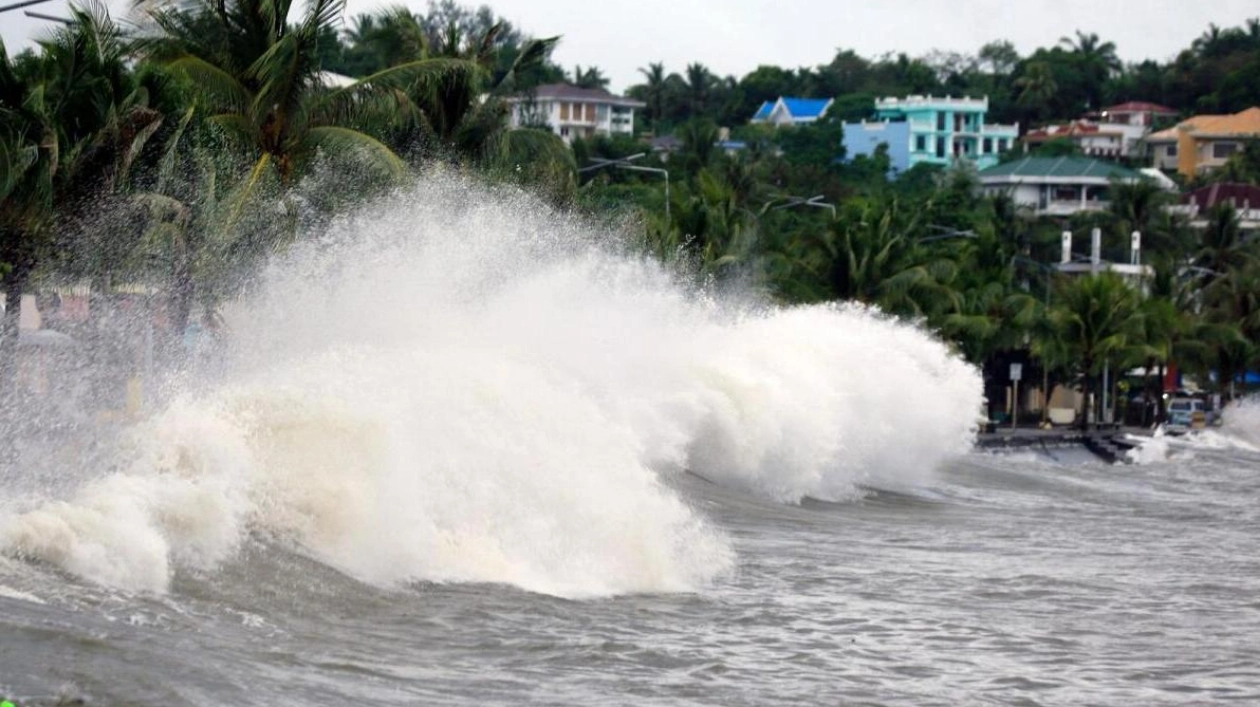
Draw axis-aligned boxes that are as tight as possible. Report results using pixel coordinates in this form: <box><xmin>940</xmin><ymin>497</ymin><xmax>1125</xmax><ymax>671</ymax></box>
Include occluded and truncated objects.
<box><xmin>579</xmin><ymin>153</ymin><xmax>670</xmax><ymax>222</ymax></box>
<box><xmin>919</xmin><ymin>225</ymin><xmax>978</xmax><ymax>243</ymax></box>
<box><xmin>768</xmin><ymin>194</ymin><xmax>836</xmax><ymax>219</ymax></box>
<box><xmin>0</xmin><ymin>0</ymin><xmax>69</xmax><ymax>23</ymax></box>
<box><xmin>0</xmin><ymin>0</ymin><xmax>54</xmax><ymax>13</ymax></box>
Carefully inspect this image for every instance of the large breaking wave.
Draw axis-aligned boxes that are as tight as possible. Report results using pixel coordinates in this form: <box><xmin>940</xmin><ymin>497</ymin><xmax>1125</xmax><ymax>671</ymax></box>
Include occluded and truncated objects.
<box><xmin>0</xmin><ymin>175</ymin><xmax>982</xmax><ymax>597</ymax></box>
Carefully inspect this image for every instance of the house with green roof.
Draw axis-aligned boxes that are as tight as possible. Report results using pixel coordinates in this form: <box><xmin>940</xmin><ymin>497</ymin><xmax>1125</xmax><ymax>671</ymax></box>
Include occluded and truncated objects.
<box><xmin>978</xmin><ymin>156</ymin><xmax>1147</xmax><ymax>216</ymax></box>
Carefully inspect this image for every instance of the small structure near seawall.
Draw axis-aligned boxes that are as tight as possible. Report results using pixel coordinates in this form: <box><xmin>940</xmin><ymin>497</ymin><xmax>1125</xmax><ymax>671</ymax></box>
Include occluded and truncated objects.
<box><xmin>975</xmin><ymin>426</ymin><xmax>1143</xmax><ymax>464</ymax></box>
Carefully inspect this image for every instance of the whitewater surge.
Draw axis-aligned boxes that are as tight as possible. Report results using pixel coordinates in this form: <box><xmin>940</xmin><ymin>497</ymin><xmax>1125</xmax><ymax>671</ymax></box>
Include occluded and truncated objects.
<box><xmin>0</xmin><ymin>175</ymin><xmax>982</xmax><ymax>596</ymax></box>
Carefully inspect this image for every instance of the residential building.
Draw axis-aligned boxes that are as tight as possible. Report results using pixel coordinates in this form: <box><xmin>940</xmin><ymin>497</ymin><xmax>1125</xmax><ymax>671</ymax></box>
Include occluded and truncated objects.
<box><xmin>507</xmin><ymin>84</ymin><xmax>645</xmax><ymax>144</ymax></box>
<box><xmin>842</xmin><ymin>95</ymin><xmax>1018</xmax><ymax>172</ymax></box>
<box><xmin>1023</xmin><ymin>102</ymin><xmax>1177</xmax><ymax>158</ymax></box>
<box><xmin>749</xmin><ymin>97</ymin><xmax>834</xmax><ymax>126</ymax></box>
<box><xmin>1093</xmin><ymin>101</ymin><xmax>1178</xmax><ymax>128</ymax></box>
<box><xmin>977</xmin><ymin>156</ymin><xmax>1148</xmax><ymax>216</ymax></box>
<box><xmin>1022</xmin><ymin>120</ymin><xmax>1136</xmax><ymax>158</ymax></box>
<box><xmin>1167</xmin><ymin>182</ymin><xmax>1260</xmax><ymax>230</ymax></box>
<box><xmin>1145</xmin><ymin>107</ymin><xmax>1260</xmax><ymax>178</ymax></box>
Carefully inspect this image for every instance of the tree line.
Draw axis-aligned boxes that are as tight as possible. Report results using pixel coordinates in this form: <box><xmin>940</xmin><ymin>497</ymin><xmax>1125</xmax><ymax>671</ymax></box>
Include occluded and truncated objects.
<box><xmin>3</xmin><ymin>1</ymin><xmax>1260</xmax><ymax>430</ymax></box>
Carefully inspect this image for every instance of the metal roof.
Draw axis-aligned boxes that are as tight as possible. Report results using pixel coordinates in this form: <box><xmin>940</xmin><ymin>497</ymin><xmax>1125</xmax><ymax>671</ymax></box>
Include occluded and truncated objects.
<box><xmin>979</xmin><ymin>156</ymin><xmax>1142</xmax><ymax>180</ymax></box>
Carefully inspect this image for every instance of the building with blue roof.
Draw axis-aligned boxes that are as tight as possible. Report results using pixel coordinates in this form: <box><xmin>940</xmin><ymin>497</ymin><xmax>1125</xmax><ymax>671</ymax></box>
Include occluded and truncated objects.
<box><xmin>750</xmin><ymin>97</ymin><xmax>835</xmax><ymax>126</ymax></box>
<box><xmin>843</xmin><ymin>95</ymin><xmax>1019</xmax><ymax>173</ymax></box>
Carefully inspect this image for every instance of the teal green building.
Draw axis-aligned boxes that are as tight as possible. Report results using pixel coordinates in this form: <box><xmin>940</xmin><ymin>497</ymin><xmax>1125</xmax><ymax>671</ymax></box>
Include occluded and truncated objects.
<box><xmin>844</xmin><ymin>95</ymin><xmax>1019</xmax><ymax>173</ymax></box>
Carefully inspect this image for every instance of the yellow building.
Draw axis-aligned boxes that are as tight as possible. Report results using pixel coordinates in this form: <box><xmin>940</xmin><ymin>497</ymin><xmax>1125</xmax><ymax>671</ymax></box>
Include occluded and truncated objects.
<box><xmin>1146</xmin><ymin>107</ymin><xmax>1260</xmax><ymax>179</ymax></box>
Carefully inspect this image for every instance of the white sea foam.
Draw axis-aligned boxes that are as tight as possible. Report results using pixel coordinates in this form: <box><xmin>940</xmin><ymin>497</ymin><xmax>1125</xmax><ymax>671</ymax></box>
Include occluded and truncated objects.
<box><xmin>0</xmin><ymin>175</ymin><xmax>982</xmax><ymax>596</ymax></box>
<box><xmin>1125</xmin><ymin>430</ymin><xmax>1172</xmax><ymax>465</ymax></box>
<box><xmin>0</xmin><ymin>584</ymin><xmax>46</xmax><ymax>605</ymax></box>
<box><xmin>1212</xmin><ymin>396</ymin><xmax>1260</xmax><ymax>451</ymax></box>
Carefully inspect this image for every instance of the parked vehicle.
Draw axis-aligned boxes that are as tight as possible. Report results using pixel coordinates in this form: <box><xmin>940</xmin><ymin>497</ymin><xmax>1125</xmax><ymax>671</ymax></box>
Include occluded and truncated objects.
<box><xmin>1165</xmin><ymin>395</ymin><xmax>1222</xmax><ymax>434</ymax></box>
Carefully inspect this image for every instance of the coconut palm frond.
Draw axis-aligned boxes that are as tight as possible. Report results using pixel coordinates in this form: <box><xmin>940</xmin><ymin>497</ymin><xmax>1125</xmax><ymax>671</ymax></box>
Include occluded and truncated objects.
<box><xmin>305</xmin><ymin>125</ymin><xmax>406</xmax><ymax>180</ymax></box>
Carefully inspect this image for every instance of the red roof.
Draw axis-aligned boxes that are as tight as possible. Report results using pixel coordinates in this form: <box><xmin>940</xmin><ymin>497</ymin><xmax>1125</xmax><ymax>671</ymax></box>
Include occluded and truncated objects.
<box><xmin>1024</xmin><ymin>120</ymin><xmax>1108</xmax><ymax>140</ymax></box>
<box><xmin>1182</xmin><ymin>183</ymin><xmax>1260</xmax><ymax>210</ymax></box>
<box><xmin>1103</xmin><ymin>101</ymin><xmax>1178</xmax><ymax>115</ymax></box>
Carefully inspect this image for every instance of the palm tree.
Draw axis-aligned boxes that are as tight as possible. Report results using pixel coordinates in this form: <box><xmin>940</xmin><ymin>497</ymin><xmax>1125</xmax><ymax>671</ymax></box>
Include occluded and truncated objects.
<box><xmin>667</xmin><ymin>168</ymin><xmax>758</xmax><ymax>275</ymax></box>
<box><xmin>1193</xmin><ymin>204</ymin><xmax>1254</xmax><ymax>298</ymax></box>
<box><xmin>676</xmin><ymin>119</ymin><xmax>719</xmax><ymax>172</ymax></box>
<box><xmin>804</xmin><ymin>197</ymin><xmax>961</xmax><ymax>318</ymax></box>
<box><xmin>1192</xmin><ymin>23</ymin><xmax>1226</xmax><ymax>58</ymax></box>
<box><xmin>1108</xmin><ymin>177</ymin><xmax>1176</xmax><ymax>257</ymax></box>
<box><xmin>1038</xmin><ymin>273</ymin><xmax>1147</xmax><ymax>430</ymax></box>
<box><xmin>2</xmin><ymin>7</ymin><xmax>162</xmax><ymax>399</ymax></box>
<box><xmin>140</xmin><ymin>0</ymin><xmax>473</xmax><ymax>191</ymax></box>
<box><xmin>570</xmin><ymin>65</ymin><xmax>609</xmax><ymax>90</ymax></box>
<box><xmin>636</xmin><ymin>62</ymin><xmax>667</xmax><ymax>128</ymax></box>
<box><xmin>684</xmin><ymin>62</ymin><xmax>713</xmax><ymax>117</ymax></box>
<box><xmin>339</xmin><ymin>7</ymin><xmax>430</xmax><ymax>76</ymax></box>
<box><xmin>0</xmin><ymin>40</ymin><xmax>54</xmax><ymax>401</ymax></box>
<box><xmin>1014</xmin><ymin>61</ymin><xmax>1058</xmax><ymax>121</ymax></box>
<box><xmin>1059</xmin><ymin>30</ymin><xmax>1119</xmax><ymax>109</ymax></box>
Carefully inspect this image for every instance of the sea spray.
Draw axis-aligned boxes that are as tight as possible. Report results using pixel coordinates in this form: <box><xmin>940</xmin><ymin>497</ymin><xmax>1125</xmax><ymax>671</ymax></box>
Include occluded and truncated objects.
<box><xmin>0</xmin><ymin>174</ymin><xmax>983</xmax><ymax>596</ymax></box>
<box><xmin>1217</xmin><ymin>396</ymin><xmax>1260</xmax><ymax>450</ymax></box>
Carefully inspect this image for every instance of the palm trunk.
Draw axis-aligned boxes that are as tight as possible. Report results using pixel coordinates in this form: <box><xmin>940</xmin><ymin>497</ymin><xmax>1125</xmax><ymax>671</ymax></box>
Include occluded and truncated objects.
<box><xmin>1</xmin><ymin>260</ymin><xmax>31</xmax><ymax>468</ymax></box>
<box><xmin>0</xmin><ymin>261</ymin><xmax>30</xmax><ymax>404</ymax></box>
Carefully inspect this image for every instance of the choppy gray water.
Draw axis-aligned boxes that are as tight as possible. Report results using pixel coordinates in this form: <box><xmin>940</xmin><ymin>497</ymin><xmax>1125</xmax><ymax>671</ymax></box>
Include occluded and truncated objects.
<box><xmin>3</xmin><ymin>436</ymin><xmax>1259</xmax><ymax>707</ymax></box>
<box><xmin>2</xmin><ymin>181</ymin><xmax>1258</xmax><ymax>705</ymax></box>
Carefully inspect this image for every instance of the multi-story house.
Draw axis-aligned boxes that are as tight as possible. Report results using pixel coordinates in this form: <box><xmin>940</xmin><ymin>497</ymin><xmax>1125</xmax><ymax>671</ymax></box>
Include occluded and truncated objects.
<box><xmin>1168</xmin><ymin>183</ymin><xmax>1260</xmax><ymax>231</ymax></box>
<box><xmin>1022</xmin><ymin>102</ymin><xmax>1177</xmax><ymax>158</ymax></box>
<box><xmin>1094</xmin><ymin>101</ymin><xmax>1179</xmax><ymax>129</ymax></box>
<box><xmin>842</xmin><ymin>95</ymin><xmax>1019</xmax><ymax>173</ymax></box>
<box><xmin>507</xmin><ymin>84</ymin><xmax>645</xmax><ymax>144</ymax></box>
<box><xmin>1145</xmin><ymin>107</ymin><xmax>1260</xmax><ymax>178</ymax></box>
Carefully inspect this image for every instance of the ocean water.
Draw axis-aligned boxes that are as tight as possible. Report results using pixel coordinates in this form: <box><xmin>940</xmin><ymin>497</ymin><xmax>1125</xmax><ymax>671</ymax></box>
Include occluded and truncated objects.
<box><xmin>2</xmin><ymin>178</ymin><xmax>1257</xmax><ymax>706</ymax></box>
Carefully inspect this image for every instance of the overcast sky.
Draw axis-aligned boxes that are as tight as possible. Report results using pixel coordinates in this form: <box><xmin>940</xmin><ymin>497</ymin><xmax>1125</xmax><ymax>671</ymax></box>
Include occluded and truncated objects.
<box><xmin>4</xmin><ymin>0</ymin><xmax>1258</xmax><ymax>92</ymax></box>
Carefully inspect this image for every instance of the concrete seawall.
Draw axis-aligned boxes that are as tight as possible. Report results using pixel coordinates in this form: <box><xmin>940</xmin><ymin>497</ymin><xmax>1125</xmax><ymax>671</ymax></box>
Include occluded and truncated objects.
<box><xmin>975</xmin><ymin>426</ymin><xmax>1148</xmax><ymax>464</ymax></box>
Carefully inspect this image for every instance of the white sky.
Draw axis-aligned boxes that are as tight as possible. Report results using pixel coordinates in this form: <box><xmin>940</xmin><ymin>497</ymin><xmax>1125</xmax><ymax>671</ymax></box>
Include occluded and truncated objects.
<box><xmin>3</xmin><ymin>0</ymin><xmax>1257</xmax><ymax>92</ymax></box>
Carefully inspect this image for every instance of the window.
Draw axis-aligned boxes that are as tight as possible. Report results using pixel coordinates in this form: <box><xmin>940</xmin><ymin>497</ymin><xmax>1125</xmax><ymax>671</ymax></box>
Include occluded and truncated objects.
<box><xmin>585</xmin><ymin>104</ymin><xmax>596</xmax><ymax>122</ymax></box>
<box><xmin>983</xmin><ymin>137</ymin><xmax>993</xmax><ymax>154</ymax></box>
<box><xmin>1213</xmin><ymin>142</ymin><xmax>1239</xmax><ymax>159</ymax></box>
<box><xmin>560</xmin><ymin>126</ymin><xmax>570</xmax><ymax>137</ymax></box>
<box><xmin>1053</xmin><ymin>186</ymin><xmax>1078</xmax><ymax>202</ymax></box>
<box><xmin>997</xmin><ymin>139</ymin><xmax>1008</xmax><ymax>152</ymax></box>
<box><xmin>936</xmin><ymin>112</ymin><xmax>946</xmax><ymax>131</ymax></box>
<box><xmin>560</xmin><ymin>103</ymin><xmax>570</xmax><ymax>120</ymax></box>
<box><xmin>1166</xmin><ymin>144</ymin><xmax>1177</xmax><ymax>157</ymax></box>
<box><xmin>936</xmin><ymin>137</ymin><xmax>945</xmax><ymax>158</ymax></box>
<box><xmin>916</xmin><ymin>135</ymin><xmax>927</xmax><ymax>152</ymax></box>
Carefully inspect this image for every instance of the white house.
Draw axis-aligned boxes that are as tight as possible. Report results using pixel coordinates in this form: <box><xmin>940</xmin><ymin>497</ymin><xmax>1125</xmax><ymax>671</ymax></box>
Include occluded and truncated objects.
<box><xmin>977</xmin><ymin>156</ymin><xmax>1151</xmax><ymax>216</ymax></box>
<box><xmin>507</xmin><ymin>84</ymin><xmax>645</xmax><ymax>144</ymax></box>
<box><xmin>1024</xmin><ymin>102</ymin><xmax>1178</xmax><ymax>159</ymax></box>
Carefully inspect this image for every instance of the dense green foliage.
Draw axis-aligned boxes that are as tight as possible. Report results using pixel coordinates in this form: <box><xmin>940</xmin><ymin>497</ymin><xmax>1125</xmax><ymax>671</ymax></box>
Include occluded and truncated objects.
<box><xmin>3</xmin><ymin>1</ymin><xmax>1260</xmax><ymax>426</ymax></box>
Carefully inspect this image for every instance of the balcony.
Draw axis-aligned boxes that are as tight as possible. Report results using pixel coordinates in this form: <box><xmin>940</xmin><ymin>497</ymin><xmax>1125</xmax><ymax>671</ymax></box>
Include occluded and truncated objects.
<box><xmin>981</xmin><ymin>123</ymin><xmax>1020</xmax><ymax>136</ymax></box>
<box><xmin>1037</xmin><ymin>199</ymin><xmax>1111</xmax><ymax>216</ymax></box>
<box><xmin>876</xmin><ymin>95</ymin><xmax>989</xmax><ymax>111</ymax></box>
